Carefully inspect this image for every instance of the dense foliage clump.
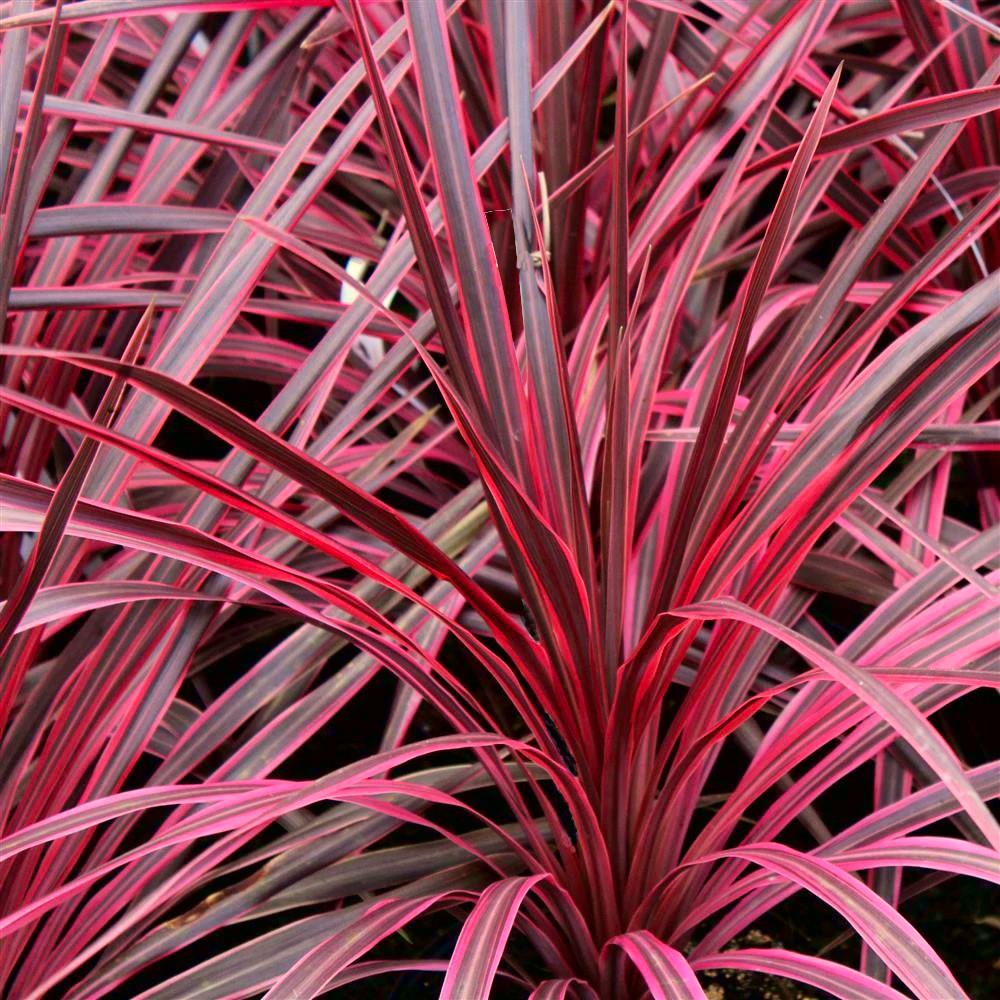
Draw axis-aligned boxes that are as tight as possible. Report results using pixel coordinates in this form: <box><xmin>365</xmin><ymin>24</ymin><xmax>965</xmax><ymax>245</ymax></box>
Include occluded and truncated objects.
<box><xmin>0</xmin><ymin>1</ymin><xmax>998</xmax><ymax>998</ymax></box>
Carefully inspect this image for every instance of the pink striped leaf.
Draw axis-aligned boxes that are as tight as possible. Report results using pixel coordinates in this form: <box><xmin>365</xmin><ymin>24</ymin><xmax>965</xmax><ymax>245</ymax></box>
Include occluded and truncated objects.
<box><xmin>605</xmin><ymin>929</ymin><xmax>708</xmax><ymax>1000</ymax></box>
<box><xmin>693</xmin><ymin>948</ymin><xmax>910</xmax><ymax>1000</ymax></box>
<box><xmin>716</xmin><ymin>843</ymin><xmax>967</xmax><ymax>1000</ymax></box>
<box><xmin>440</xmin><ymin>875</ymin><xmax>549</xmax><ymax>999</ymax></box>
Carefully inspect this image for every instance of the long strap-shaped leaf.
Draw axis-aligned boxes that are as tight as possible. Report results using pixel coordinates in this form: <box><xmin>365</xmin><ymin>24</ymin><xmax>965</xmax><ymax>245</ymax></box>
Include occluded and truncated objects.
<box><xmin>0</xmin><ymin>2</ymin><xmax>323</xmax><ymax>28</ymax></box>
<box><xmin>0</xmin><ymin>781</ymin><xmax>291</xmax><ymax>864</ymax></box>
<box><xmin>0</xmin><ymin>580</ymin><xmax>233</xmax><ymax>634</ymax></box>
<box><xmin>674</xmin><ymin>598</ymin><xmax>1000</xmax><ymax>849</ymax></box>
<box><xmin>347</xmin><ymin>0</ymin><xmax>480</xmax><ymax>415</ymax></box>
<box><xmin>747</xmin><ymin>84</ymin><xmax>1000</xmax><ymax>177</ymax></box>
<box><xmin>530</xmin><ymin>979</ymin><xmax>600</xmax><ymax>1000</ymax></box>
<box><xmin>440</xmin><ymin>874</ymin><xmax>548</xmax><ymax>1000</ymax></box>
<box><xmin>717</xmin><ymin>844</ymin><xmax>967</xmax><ymax>1000</ymax></box>
<box><xmin>0</xmin><ymin>305</ymin><xmax>151</xmax><ymax>738</ymax></box>
<box><xmin>599</xmin><ymin>3</ymin><xmax>633</xmax><ymax>681</ymax></box>
<box><xmin>605</xmin><ymin>929</ymin><xmax>708</xmax><ymax>1000</ymax></box>
<box><xmin>682</xmin><ymin>764</ymin><xmax>1000</xmax><ymax>956</ymax></box>
<box><xmin>346</xmin><ymin>6</ymin><xmax>599</xmax><ymax>760</ymax></box>
<box><xmin>694</xmin><ymin>948</ymin><xmax>910</xmax><ymax>1000</ymax></box>
<box><xmin>504</xmin><ymin>0</ymin><xmax>593</xmax><ymax>586</ymax></box>
<box><xmin>664</xmin><ymin>64</ymin><xmax>842</xmax><ymax>601</ymax></box>
<box><xmin>0</xmin><ymin>735</ymin><xmax>532</xmax><ymax>939</ymax></box>
<box><xmin>0</xmin><ymin>0</ymin><xmax>64</xmax><ymax>342</ymax></box>
<box><xmin>626</xmin><ymin>16</ymin><xmax>825</xmax><ymax>617</ymax></box>
<box><xmin>261</xmin><ymin>895</ymin><xmax>444</xmax><ymax>1000</ymax></box>
<box><xmin>406</xmin><ymin>0</ymin><xmax>531</xmax><ymax>482</ymax></box>
<box><xmin>409</xmin><ymin>339</ymin><xmax>601</xmax><ymax>771</ymax></box>
<box><xmin>832</xmin><ymin>835</ymin><xmax>1000</xmax><ymax>885</ymax></box>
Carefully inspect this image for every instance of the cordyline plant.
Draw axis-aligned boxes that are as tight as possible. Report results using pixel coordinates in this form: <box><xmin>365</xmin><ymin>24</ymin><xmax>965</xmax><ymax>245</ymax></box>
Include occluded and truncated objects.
<box><xmin>0</xmin><ymin>0</ymin><xmax>998</xmax><ymax>997</ymax></box>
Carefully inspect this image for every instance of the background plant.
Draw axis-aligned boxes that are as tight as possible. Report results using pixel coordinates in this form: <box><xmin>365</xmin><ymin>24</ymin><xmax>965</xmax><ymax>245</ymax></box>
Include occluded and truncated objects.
<box><xmin>0</xmin><ymin>0</ymin><xmax>998</xmax><ymax>997</ymax></box>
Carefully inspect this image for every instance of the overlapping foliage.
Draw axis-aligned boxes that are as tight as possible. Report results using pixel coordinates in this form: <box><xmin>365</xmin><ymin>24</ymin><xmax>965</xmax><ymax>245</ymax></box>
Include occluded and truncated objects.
<box><xmin>1</xmin><ymin>1</ymin><xmax>998</xmax><ymax>997</ymax></box>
